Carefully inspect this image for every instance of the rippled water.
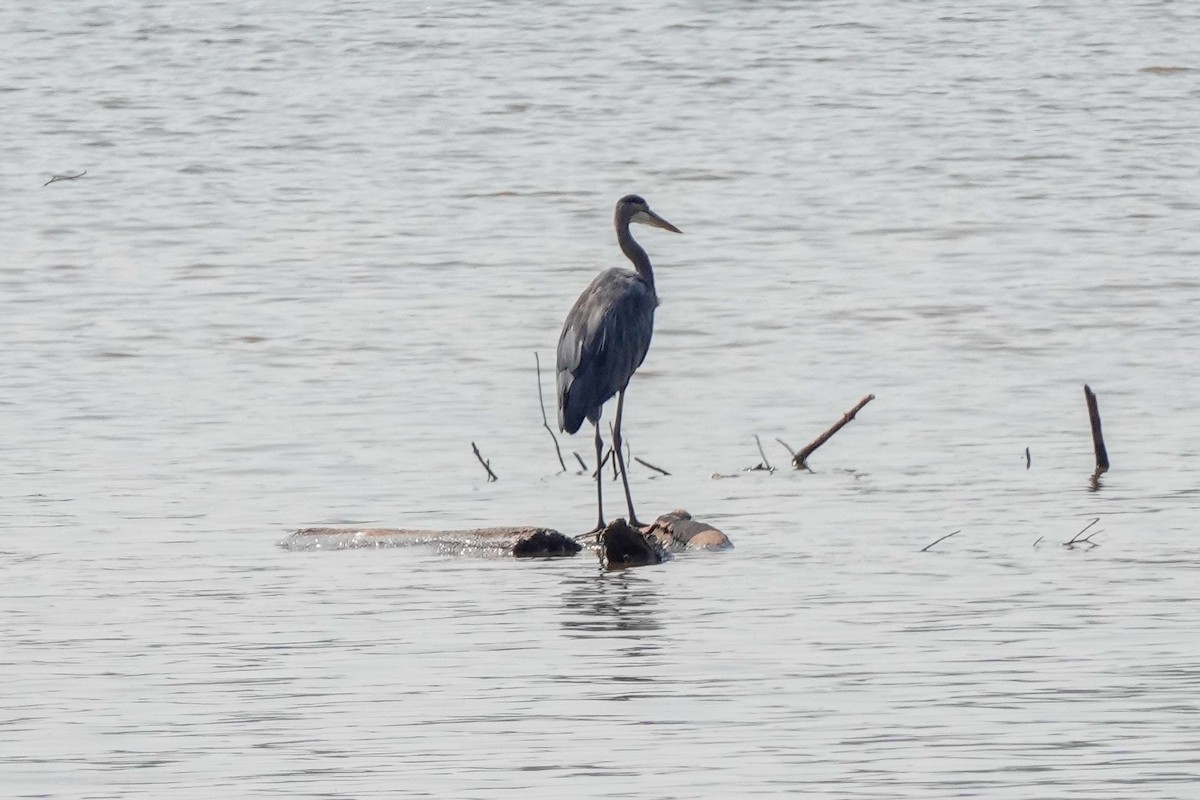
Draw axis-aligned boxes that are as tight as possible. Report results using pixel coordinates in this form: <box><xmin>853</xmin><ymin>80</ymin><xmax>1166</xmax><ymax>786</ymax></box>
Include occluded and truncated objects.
<box><xmin>4</xmin><ymin>1</ymin><xmax>1200</xmax><ymax>797</ymax></box>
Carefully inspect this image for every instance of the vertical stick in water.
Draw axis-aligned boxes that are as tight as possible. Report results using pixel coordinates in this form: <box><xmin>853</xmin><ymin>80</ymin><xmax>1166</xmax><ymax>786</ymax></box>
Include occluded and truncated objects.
<box><xmin>1083</xmin><ymin>384</ymin><xmax>1109</xmax><ymax>478</ymax></box>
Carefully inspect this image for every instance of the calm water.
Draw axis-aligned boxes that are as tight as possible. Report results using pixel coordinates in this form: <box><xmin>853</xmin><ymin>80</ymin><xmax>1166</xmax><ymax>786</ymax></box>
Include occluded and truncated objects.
<box><xmin>4</xmin><ymin>1</ymin><xmax>1200</xmax><ymax>797</ymax></box>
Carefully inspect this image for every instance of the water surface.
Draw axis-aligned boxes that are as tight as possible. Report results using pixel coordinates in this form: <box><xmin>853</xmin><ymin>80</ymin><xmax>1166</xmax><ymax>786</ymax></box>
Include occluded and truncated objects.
<box><xmin>3</xmin><ymin>1</ymin><xmax>1200</xmax><ymax>797</ymax></box>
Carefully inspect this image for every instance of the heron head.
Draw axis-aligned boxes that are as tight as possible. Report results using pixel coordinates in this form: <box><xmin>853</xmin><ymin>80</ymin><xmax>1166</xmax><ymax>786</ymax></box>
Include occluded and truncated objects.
<box><xmin>618</xmin><ymin>194</ymin><xmax>682</xmax><ymax>234</ymax></box>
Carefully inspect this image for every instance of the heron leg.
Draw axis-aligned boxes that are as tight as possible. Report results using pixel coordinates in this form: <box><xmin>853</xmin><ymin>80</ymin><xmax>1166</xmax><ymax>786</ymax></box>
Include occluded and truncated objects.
<box><xmin>592</xmin><ymin>421</ymin><xmax>606</xmax><ymax>532</ymax></box>
<box><xmin>612</xmin><ymin>388</ymin><xmax>641</xmax><ymax>528</ymax></box>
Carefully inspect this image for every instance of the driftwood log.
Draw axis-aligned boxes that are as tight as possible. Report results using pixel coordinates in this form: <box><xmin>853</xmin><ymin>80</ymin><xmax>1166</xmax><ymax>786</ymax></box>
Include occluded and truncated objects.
<box><xmin>642</xmin><ymin>509</ymin><xmax>732</xmax><ymax>551</ymax></box>
<box><xmin>589</xmin><ymin>510</ymin><xmax>733</xmax><ymax>569</ymax></box>
<box><xmin>596</xmin><ymin>519</ymin><xmax>670</xmax><ymax>569</ymax></box>
<box><xmin>280</xmin><ymin>525</ymin><xmax>580</xmax><ymax>557</ymax></box>
<box><xmin>279</xmin><ymin>509</ymin><xmax>730</xmax><ymax>567</ymax></box>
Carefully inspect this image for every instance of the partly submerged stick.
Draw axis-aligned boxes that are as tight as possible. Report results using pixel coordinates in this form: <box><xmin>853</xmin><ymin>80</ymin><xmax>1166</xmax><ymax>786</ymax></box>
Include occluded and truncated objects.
<box><xmin>1084</xmin><ymin>384</ymin><xmax>1109</xmax><ymax>481</ymax></box>
<box><xmin>753</xmin><ymin>434</ymin><xmax>773</xmax><ymax>472</ymax></box>
<box><xmin>43</xmin><ymin>170</ymin><xmax>87</xmax><ymax>187</ymax></box>
<box><xmin>471</xmin><ymin>441</ymin><xmax>498</xmax><ymax>482</ymax></box>
<box><xmin>633</xmin><ymin>456</ymin><xmax>670</xmax><ymax>476</ymax></box>
<box><xmin>592</xmin><ymin>447</ymin><xmax>612</xmax><ymax>480</ymax></box>
<box><xmin>535</xmin><ymin>352</ymin><xmax>567</xmax><ymax>472</ymax></box>
<box><xmin>1064</xmin><ymin>517</ymin><xmax>1101</xmax><ymax>547</ymax></box>
<box><xmin>920</xmin><ymin>529</ymin><xmax>962</xmax><ymax>552</ymax></box>
<box><xmin>793</xmin><ymin>394</ymin><xmax>875</xmax><ymax>469</ymax></box>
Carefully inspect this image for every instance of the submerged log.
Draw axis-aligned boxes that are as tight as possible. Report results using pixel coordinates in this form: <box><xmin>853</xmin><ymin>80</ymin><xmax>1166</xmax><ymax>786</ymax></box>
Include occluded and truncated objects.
<box><xmin>597</xmin><ymin>519</ymin><xmax>670</xmax><ymax>569</ymax></box>
<box><xmin>591</xmin><ymin>510</ymin><xmax>732</xmax><ymax>569</ymax></box>
<box><xmin>279</xmin><ymin>525</ymin><xmax>581</xmax><ymax>558</ymax></box>
<box><xmin>280</xmin><ymin>509</ymin><xmax>730</xmax><ymax>565</ymax></box>
<box><xmin>643</xmin><ymin>509</ymin><xmax>732</xmax><ymax>551</ymax></box>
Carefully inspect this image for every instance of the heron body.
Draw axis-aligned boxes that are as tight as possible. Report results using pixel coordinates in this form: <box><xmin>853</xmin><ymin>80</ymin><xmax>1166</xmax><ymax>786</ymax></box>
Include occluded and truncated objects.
<box><xmin>556</xmin><ymin>194</ymin><xmax>681</xmax><ymax>530</ymax></box>
<box><xmin>556</xmin><ymin>267</ymin><xmax>656</xmax><ymax>435</ymax></box>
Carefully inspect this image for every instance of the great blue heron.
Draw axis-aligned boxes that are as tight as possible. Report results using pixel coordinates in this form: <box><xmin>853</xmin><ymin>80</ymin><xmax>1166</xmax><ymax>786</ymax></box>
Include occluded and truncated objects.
<box><xmin>556</xmin><ymin>194</ymin><xmax>681</xmax><ymax>531</ymax></box>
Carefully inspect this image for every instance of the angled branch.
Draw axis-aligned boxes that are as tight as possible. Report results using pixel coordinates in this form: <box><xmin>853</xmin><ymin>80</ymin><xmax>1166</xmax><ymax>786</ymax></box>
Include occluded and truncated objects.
<box><xmin>920</xmin><ymin>529</ymin><xmax>961</xmax><ymax>552</ymax></box>
<box><xmin>592</xmin><ymin>447</ymin><xmax>612</xmax><ymax>480</ymax></box>
<box><xmin>793</xmin><ymin>394</ymin><xmax>875</xmax><ymax>469</ymax></box>
<box><xmin>471</xmin><ymin>441</ymin><xmax>498</xmax><ymax>482</ymax></box>
<box><xmin>633</xmin><ymin>456</ymin><xmax>670</xmax><ymax>476</ymax></box>
<box><xmin>745</xmin><ymin>434</ymin><xmax>774</xmax><ymax>472</ymax></box>
<box><xmin>1064</xmin><ymin>517</ymin><xmax>1100</xmax><ymax>547</ymax></box>
<box><xmin>43</xmin><ymin>170</ymin><xmax>87</xmax><ymax>187</ymax></box>
<box><xmin>534</xmin><ymin>352</ymin><xmax>567</xmax><ymax>472</ymax></box>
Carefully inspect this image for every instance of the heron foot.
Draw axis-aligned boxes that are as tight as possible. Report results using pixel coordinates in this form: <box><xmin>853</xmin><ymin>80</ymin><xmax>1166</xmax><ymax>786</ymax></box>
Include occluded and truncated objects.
<box><xmin>573</xmin><ymin>522</ymin><xmax>607</xmax><ymax>542</ymax></box>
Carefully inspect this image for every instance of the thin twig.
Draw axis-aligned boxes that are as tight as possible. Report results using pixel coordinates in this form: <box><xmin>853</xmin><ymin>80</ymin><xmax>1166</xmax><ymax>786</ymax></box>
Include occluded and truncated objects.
<box><xmin>1064</xmin><ymin>530</ymin><xmax>1102</xmax><ymax>549</ymax></box>
<box><xmin>1033</xmin><ymin>536</ymin><xmax>1044</xmax><ymax>547</ymax></box>
<box><xmin>573</xmin><ymin>451</ymin><xmax>587</xmax><ymax>472</ymax></box>
<box><xmin>633</xmin><ymin>456</ymin><xmax>670</xmax><ymax>476</ymax></box>
<box><xmin>1064</xmin><ymin>517</ymin><xmax>1100</xmax><ymax>546</ymax></box>
<box><xmin>1084</xmin><ymin>384</ymin><xmax>1109</xmax><ymax>482</ymax></box>
<box><xmin>775</xmin><ymin>437</ymin><xmax>795</xmax><ymax>457</ymax></box>
<box><xmin>43</xmin><ymin>170</ymin><xmax>87</xmax><ymax>187</ymax></box>
<box><xmin>920</xmin><ymin>529</ymin><xmax>962</xmax><ymax>552</ymax></box>
<box><xmin>753</xmin><ymin>435</ymin><xmax>773</xmax><ymax>472</ymax></box>
<box><xmin>1025</xmin><ymin>447</ymin><xmax>1031</xmax><ymax>469</ymax></box>
<box><xmin>534</xmin><ymin>353</ymin><xmax>567</xmax><ymax>472</ymax></box>
<box><xmin>592</xmin><ymin>448</ymin><xmax>612</xmax><ymax>480</ymax></box>
<box><xmin>607</xmin><ymin>423</ymin><xmax>619</xmax><ymax>480</ymax></box>
<box><xmin>793</xmin><ymin>394</ymin><xmax>875</xmax><ymax>469</ymax></box>
<box><xmin>471</xmin><ymin>441</ymin><xmax>498</xmax><ymax>482</ymax></box>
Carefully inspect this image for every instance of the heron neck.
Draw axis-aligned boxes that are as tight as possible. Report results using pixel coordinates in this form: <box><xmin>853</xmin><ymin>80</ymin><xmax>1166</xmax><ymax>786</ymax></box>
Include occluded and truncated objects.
<box><xmin>617</xmin><ymin>220</ymin><xmax>655</xmax><ymax>288</ymax></box>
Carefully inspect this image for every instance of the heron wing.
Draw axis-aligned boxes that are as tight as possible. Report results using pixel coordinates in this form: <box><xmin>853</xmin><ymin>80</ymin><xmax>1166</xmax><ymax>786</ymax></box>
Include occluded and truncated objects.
<box><xmin>556</xmin><ymin>269</ymin><xmax>656</xmax><ymax>434</ymax></box>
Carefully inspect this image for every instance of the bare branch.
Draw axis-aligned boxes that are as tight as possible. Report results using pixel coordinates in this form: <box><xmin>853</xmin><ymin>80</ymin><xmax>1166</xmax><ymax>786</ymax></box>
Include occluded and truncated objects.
<box><xmin>920</xmin><ymin>529</ymin><xmax>962</xmax><ymax>552</ymax></box>
<box><xmin>608</xmin><ymin>423</ymin><xmax>619</xmax><ymax>480</ymax></box>
<box><xmin>1084</xmin><ymin>384</ymin><xmax>1109</xmax><ymax>485</ymax></box>
<box><xmin>592</xmin><ymin>448</ymin><xmax>612</xmax><ymax>480</ymax></box>
<box><xmin>534</xmin><ymin>353</ymin><xmax>567</xmax><ymax>472</ymax></box>
<box><xmin>1064</xmin><ymin>517</ymin><xmax>1100</xmax><ymax>546</ymax></box>
<box><xmin>633</xmin><ymin>456</ymin><xmax>670</xmax><ymax>476</ymax></box>
<box><xmin>43</xmin><ymin>170</ymin><xmax>87</xmax><ymax>187</ymax></box>
<box><xmin>793</xmin><ymin>394</ymin><xmax>875</xmax><ymax>469</ymax></box>
<box><xmin>471</xmin><ymin>441</ymin><xmax>498</xmax><ymax>482</ymax></box>
<box><xmin>573</xmin><ymin>451</ymin><xmax>587</xmax><ymax>472</ymax></box>
<box><xmin>752</xmin><ymin>434</ymin><xmax>773</xmax><ymax>472</ymax></box>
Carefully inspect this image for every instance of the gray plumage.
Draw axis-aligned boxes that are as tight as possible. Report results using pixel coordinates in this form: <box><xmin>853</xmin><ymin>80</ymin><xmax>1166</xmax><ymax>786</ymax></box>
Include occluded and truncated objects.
<box><xmin>555</xmin><ymin>194</ymin><xmax>681</xmax><ymax>529</ymax></box>
<box><xmin>556</xmin><ymin>267</ymin><xmax>656</xmax><ymax>435</ymax></box>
